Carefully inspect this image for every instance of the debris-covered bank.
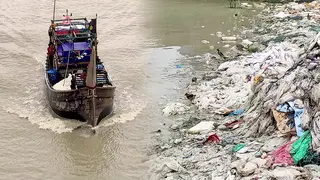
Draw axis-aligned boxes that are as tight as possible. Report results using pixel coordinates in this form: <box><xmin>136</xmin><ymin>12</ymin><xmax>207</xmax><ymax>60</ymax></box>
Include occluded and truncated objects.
<box><xmin>148</xmin><ymin>1</ymin><xmax>320</xmax><ymax>180</ymax></box>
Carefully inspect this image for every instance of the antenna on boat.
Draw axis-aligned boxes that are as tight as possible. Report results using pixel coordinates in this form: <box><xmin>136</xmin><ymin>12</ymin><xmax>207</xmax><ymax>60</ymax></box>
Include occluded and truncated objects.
<box><xmin>95</xmin><ymin>13</ymin><xmax>98</xmax><ymax>52</ymax></box>
<box><xmin>63</xmin><ymin>9</ymin><xmax>68</xmax><ymax>17</ymax></box>
<box><xmin>96</xmin><ymin>14</ymin><xmax>98</xmax><ymax>31</ymax></box>
<box><xmin>52</xmin><ymin>0</ymin><xmax>56</xmax><ymax>21</ymax></box>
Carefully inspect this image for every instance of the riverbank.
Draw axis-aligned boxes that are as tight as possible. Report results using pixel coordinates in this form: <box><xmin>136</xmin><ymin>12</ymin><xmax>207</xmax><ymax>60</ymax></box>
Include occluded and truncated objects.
<box><xmin>149</xmin><ymin>1</ymin><xmax>320</xmax><ymax>179</ymax></box>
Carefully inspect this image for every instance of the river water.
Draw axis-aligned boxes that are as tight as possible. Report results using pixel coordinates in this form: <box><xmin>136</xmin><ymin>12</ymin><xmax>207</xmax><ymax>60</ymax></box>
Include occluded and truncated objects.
<box><xmin>0</xmin><ymin>0</ymin><xmax>256</xmax><ymax>179</ymax></box>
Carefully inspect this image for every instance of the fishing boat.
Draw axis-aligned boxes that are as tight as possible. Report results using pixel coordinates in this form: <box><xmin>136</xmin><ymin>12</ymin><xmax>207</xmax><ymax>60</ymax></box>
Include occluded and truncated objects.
<box><xmin>45</xmin><ymin>9</ymin><xmax>115</xmax><ymax>127</ymax></box>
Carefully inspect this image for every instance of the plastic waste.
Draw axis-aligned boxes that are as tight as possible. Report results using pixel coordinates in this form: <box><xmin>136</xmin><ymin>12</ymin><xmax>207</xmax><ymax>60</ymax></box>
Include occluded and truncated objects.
<box><xmin>227</xmin><ymin>109</ymin><xmax>244</xmax><ymax>117</ymax></box>
<box><xmin>261</xmin><ymin>137</ymin><xmax>290</xmax><ymax>152</ymax></box>
<box><xmin>216</xmin><ymin>31</ymin><xmax>223</xmax><ymax>37</ymax></box>
<box><xmin>201</xmin><ymin>40</ymin><xmax>210</xmax><ymax>44</ymax></box>
<box><xmin>304</xmin><ymin>164</ymin><xmax>320</xmax><ymax>179</ymax></box>
<box><xmin>235</xmin><ymin>161</ymin><xmax>257</xmax><ymax>177</ymax></box>
<box><xmin>221</xmin><ymin>37</ymin><xmax>237</xmax><ymax>41</ymax></box>
<box><xmin>290</xmin><ymin>130</ymin><xmax>312</xmax><ymax>165</ymax></box>
<box><xmin>224</xmin><ymin>119</ymin><xmax>243</xmax><ymax>129</ymax></box>
<box><xmin>310</xmin><ymin>26</ymin><xmax>320</xmax><ymax>33</ymax></box>
<box><xmin>271</xmin><ymin>141</ymin><xmax>295</xmax><ymax>168</ymax></box>
<box><xmin>162</xmin><ymin>102</ymin><xmax>190</xmax><ymax>116</ymax></box>
<box><xmin>222</xmin><ymin>41</ymin><xmax>237</xmax><ymax>45</ymax></box>
<box><xmin>188</xmin><ymin>121</ymin><xmax>214</xmax><ymax>134</ymax></box>
<box><xmin>203</xmin><ymin>134</ymin><xmax>221</xmax><ymax>145</ymax></box>
<box><xmin>272</xmin><ymin>109</ymin><xmax>297</xmax><ymax>135</ymax></box>
<box><xmin>253</xmin><ymin>2</ymin><xmax>266</xmax><ymax>9</ymax></box>
<box><xmin>269</xmin><ymin>166</ymin><xmax>310</xmax><ymax>179</ymax></box>
<box><xmin>240</xmin><ymin>3</ymin><xmax>252</xmax><ymax>8</ymax></box>
<box><xmin>233</xmin><ymin>144</ymin><xmax>246</xmax><ymax>152</ymax></box>
<box><xmin>242</xmin><ymin>39</ymin><xmax>253</xmax><ymax>46</ymax></box>
<box><xmin>291</xmin><ymin>15</ymin><xmax>303</xmax><ymax>20</ymax></box>
<box><xmin>253</xmin><ymin>75</ymin><xmax>263</xmax><ymax>85</ymax></box>
<box><xmin>276</xmin><ymin>101</ymin><xmax>305</xmax><ymax>137</ymax></box>
<box><xmin>274</xmin><ymin>12</ymin><xmax>290</xmax><ymax>18</ymax></box>
<box><xmin>298</xmin><ymin>149</ymin><xmax>320</xmax><ymax>166</ymax></box>
<box><xmin>186</xmin><ymin>4</ymin><xmax>320</xmax><ymax>141</ymax></box>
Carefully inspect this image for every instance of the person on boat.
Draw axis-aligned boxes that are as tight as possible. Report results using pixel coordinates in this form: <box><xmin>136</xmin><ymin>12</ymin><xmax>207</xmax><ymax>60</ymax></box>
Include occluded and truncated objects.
<box><xmin>97</xmin><ymin>56</ymin><xmax>101</xmax><ymax>63</ymax></box>
<box><xmin>47</xmin><ymin>43</ymin><xmax>55</xmax><ymax>68</ymax></box>
<box><xmin>66</xmin><ymin>31</ymin><xmax>73</xmax><ymax>42</ymax></box>
<box><xmin>48</xmin><ymin>28</ymin><xmax>53</xmax><ymax>41</ymax></box>
<box><xmin>51</xmin><ymin>23</ymin><xmax>56</xmax><ymax>30</ymax></box>
<box><xmin>48</xmin><ymin>23</ymin><xmax>56</xmax><ymax>43</ymax></box>
<box><xmin>70</xmin><ymin>73</ymin><xmax>76</xmax><ymax>90</ymax></box>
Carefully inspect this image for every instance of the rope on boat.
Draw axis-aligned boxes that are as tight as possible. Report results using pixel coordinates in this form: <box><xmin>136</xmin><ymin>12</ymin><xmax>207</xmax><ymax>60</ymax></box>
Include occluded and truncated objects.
<box><xmin>63</xmin><ymin>50</ymin><xmax>71</xmax><ymax>86</ymax></box>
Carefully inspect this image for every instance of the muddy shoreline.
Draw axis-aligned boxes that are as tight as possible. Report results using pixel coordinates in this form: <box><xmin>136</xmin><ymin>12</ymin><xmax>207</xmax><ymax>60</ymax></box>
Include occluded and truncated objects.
<box><xmin>148</xmin><ymin>1</ymin><xmax>320</xmax><ymax>180</ymax></box>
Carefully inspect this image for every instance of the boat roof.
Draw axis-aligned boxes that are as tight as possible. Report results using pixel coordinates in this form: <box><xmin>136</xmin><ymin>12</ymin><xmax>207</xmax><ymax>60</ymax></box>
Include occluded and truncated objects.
<box><xmin>50</xmin><ymin>16</ymin><xmax>96</xmax><ymax>42</ymax></box>
<box><xmin>51</xmin><ymin>18</ymin><xmax>89</xmax><ymax>27</ymax></box>
<box><xmin>52</xmin><ymin>18</ymin><xmax>89</xmax><ymax>31</ymax></box>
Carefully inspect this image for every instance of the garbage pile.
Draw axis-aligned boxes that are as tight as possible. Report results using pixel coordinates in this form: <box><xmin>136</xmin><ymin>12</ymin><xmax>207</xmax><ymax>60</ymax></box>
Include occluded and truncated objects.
<box><xmin>187</xmin><ymin>1</ymin><xmax>320</xmax><ymax>149</ymax></box>
<box><xmin>152</xmin><ymin>2</ymin><xmax>320</xmax><ymax>179</ymax></box>
<box><xmin>151</xmin><ymin>1</ymin><xmax>320</xmax><ymax>180</ymax></box>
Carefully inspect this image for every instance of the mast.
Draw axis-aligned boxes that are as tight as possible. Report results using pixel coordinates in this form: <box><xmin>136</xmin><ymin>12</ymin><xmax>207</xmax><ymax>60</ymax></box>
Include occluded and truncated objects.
<box><xmin>91</xmin><ymin>14</ymin><xmax>98</xmax><ymax>127</ymax></box>
<box><xmin>95</xmin><ymin>13</ymin><xmax>98</xmax><ymax>55</ymax></box>
<box><xmin>63</xmin><ymin>9</ymin><xmax>73</xmax><ymax>86</ymax></box>
<box><xmin>91</xmin><ymin>39</ymin><xmax>97</xmax><ymax>127</ymax></box>
<box><xmin>52</xmin><ymin>0</ymin><xmax>56</xmax><ymax>21</ymax></box>
<box><xmin>86</xmin><ymin>15</ymin><xmax>98</xmax><ymax>127</ymax></box>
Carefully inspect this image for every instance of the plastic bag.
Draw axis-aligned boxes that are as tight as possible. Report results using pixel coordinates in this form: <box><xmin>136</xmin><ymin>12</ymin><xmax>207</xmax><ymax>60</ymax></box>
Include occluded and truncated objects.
<box><xmin>290</xmin><ymin>130</ymin><xmax>312</xmax><ymax>165</ymax></box>
<box><xmin>233</xmin><ymin>144</ymin><xmax>246</xmax><ymax>152</ymax></box>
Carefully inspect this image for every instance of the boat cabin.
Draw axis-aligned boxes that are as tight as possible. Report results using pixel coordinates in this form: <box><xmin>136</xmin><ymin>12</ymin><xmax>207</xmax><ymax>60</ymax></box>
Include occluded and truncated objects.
<box><xmin>46</xmin><ymin>14</ymin><xmax>111</xmax><ymax>90</ymax></box>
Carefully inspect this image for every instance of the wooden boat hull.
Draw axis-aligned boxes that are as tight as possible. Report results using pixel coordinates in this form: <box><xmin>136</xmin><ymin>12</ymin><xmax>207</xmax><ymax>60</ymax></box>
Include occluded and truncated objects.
<box><xmin>45</xmin><ymin>73</ymin><xmax>115</xmax><ymax>125</ymax></box>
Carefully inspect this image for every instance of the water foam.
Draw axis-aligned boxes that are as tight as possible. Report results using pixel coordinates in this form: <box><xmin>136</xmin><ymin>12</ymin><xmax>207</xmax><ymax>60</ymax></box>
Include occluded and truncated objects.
<box><xmin>2</xmin><ymin>78</ymin><xmax>147</xmax><ymax>133</ymax></box>
<box><xmin>1</xmin><ymin>74</ymin><xmax>75</xmax><ymax>134</ymax></box>
<box><xmin>109</xmin><ymin>102</ymin><xmax>147</xmax><ymax>124</ymax></box>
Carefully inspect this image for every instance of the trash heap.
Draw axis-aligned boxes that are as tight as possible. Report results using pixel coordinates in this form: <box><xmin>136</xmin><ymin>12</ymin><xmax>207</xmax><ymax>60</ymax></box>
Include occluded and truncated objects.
<box><xmin>151</xmin><ymin>1</ymin><xmax>320</xmax><ymax>180</ymax></box>
<box><xmin>187</xmin><ymin>1</ymin><xmax>320</xmax><ymax>149</ymax></box>
<box><xmin>157</xmin><ymin>1</ymin><xmax>320</xmax><ymax>179</ymax></box>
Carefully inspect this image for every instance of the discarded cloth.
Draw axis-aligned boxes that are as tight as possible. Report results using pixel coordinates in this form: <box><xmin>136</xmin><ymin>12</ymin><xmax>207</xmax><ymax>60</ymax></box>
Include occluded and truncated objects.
<box><xmin>52</xmin><ymin>74</ymin><xmax>72</xmax><ymax>90</ymax></box>
<box><xmin>162</xmin><ymin>102</ymin><xmax>190</xmax><ymax>116</ymax></box>
<box><xmin>271</xmin><ymin>141</ymin><xmax>295</xmax><ymax>168</ymax></box>
<box><xmin>253</xmin><ymin>75</ymin><xmax>263</xmax><ymax>85</ymax></box>
<box><xmin>269</xmin><ymin>166</ymin><xmax>311</xmax><ymax>179</ymax></box>
<box><xmin>214</xmin><ymin>108</ymin><xmax>234</xmax><ymax>115</ymax></box>
<box><xmin>203</xmin><ymin>134</ymin><xmax>221</xmax><ymax>145</ymax></box>
<box><xmin>312</xmin><ymin>115</ymin><xmax>320</xmax><ymax>153</ymax></box>
<box><xmin>224</xmin><ymin>119</ymin><xmax>244</xmax><ymax>129</ymax></box>
<box><xmin>290</xmin><ymin>130</ymin><xmax>312</xmax><ymax>165</ymax></box>
<box><xmin>298</xmin><ymin>149</ymin><xmax>320</xmax><ymax>166</ymax></box>
<box><xmin>276</xmin><ymin>101</ymin><xmax>305</xmax><ymax>137</ymax></box>
<box><xmin>188</xmin><ymin>121</ymin><xmax>214</xmax><ymax>134</ymax></box>
<box><xmin>272</xmin><ymin>109</ymin><xmax>297</xmax><ymax>135</ymax></box>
